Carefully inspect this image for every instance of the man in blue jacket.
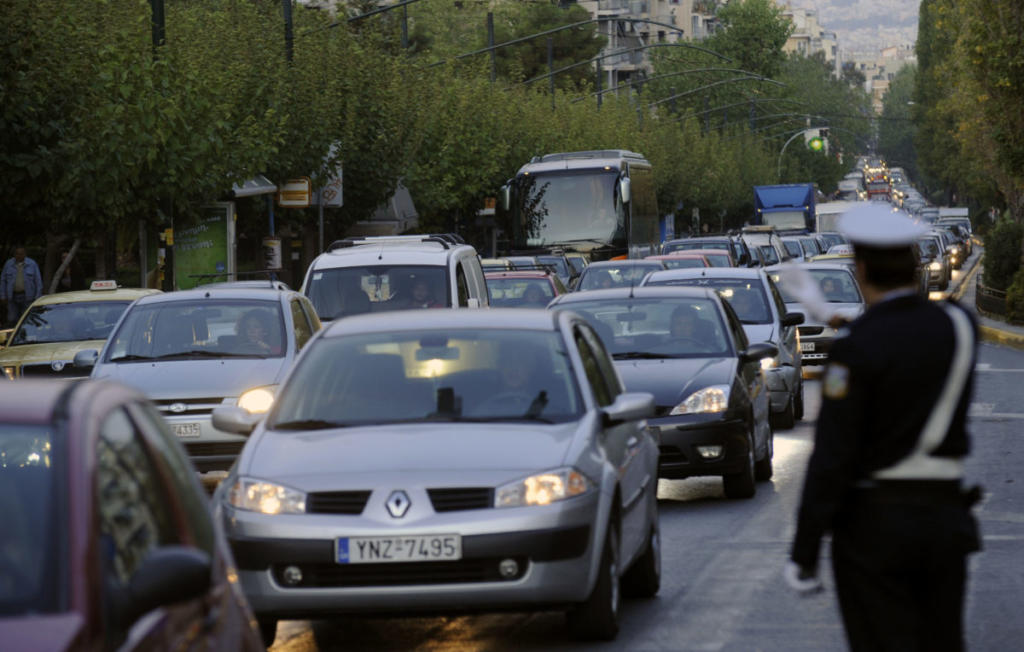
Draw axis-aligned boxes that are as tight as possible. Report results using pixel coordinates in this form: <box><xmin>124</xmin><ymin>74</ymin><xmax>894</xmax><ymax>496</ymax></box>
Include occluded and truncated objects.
<box><xmin>1</xmin><ymin>247</ymin><xmax>43</xmax><ymax>326</ymax></box>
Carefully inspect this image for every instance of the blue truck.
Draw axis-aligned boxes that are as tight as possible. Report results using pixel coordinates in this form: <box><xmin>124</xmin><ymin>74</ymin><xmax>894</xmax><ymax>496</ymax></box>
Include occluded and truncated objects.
<box><xmin>753</xmin><ymin>184</ymin><xmax>816</xmax><ymax>233</ymax></box>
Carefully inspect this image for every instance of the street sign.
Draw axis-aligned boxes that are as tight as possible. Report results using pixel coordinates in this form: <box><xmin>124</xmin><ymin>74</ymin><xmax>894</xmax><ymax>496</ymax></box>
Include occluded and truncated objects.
<box><xmin>278</xmin><ymin>177</ymin><xmax>312</xmax><ymax>208</ymax></box>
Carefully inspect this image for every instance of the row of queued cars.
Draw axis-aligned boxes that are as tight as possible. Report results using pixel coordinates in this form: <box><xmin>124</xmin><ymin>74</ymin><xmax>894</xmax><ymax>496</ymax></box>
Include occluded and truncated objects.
<box><xmin>0</xmin><ymin>230</ymin><xmax>866</xmax><ymax>647</ymax></box>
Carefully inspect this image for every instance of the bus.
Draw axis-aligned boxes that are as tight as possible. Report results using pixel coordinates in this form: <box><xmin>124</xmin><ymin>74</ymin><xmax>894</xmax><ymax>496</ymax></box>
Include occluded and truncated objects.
<box><xmin>501</xmin><ymin>150</ymin><xmax>660</xmax><ymax>261</ymax></box>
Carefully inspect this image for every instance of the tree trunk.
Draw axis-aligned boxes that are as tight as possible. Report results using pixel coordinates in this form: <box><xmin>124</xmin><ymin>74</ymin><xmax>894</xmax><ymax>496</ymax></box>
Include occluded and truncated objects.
<box><xmin>49</xmin><ymin>238</ymin><xmax>82</xmax><ymax>294</ymax></box>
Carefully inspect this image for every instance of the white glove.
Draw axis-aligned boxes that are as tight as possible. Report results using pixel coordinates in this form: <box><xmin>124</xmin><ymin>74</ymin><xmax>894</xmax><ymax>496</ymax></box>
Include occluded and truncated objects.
<box><xmin>776</xmin><ymin>263</ymin><xmax>834</xmax><ymax>324</ymax></box>
<box><xmin>783</xmin><ymin>561</ymin><xmax>824</xmax><ymax>596</ymax></box>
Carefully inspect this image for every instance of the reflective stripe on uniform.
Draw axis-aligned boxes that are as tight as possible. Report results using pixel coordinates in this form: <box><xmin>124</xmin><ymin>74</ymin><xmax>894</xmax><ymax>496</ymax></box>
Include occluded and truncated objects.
<box><xmin>874</xmin><ymin>303</ymin><xmax>973</xmax><ymax>480</ymax></box>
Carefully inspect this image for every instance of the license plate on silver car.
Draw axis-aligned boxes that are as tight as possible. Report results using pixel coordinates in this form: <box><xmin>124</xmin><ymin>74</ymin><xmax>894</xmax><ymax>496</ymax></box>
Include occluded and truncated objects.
<box><xmin>336</xmin><ymin>534</ymin><xmax>462</xmax><ymax>564</ymax></box>
<box><xmin>171</xmin><ymin>422</ymin><xmax>201</xmax><ymax>438</ymax></box>
<box><xmin>800</xmin><ymin>342</ymin><xmax>815</xmax><ymax>352</ymax></box>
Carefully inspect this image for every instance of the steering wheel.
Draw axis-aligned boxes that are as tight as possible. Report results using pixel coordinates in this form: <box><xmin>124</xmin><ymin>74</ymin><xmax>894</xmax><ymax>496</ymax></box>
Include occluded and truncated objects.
<box><xmin>664</xmin><ymin>336</ymin><xmax>712</xmax><ymax>350</ymax></box>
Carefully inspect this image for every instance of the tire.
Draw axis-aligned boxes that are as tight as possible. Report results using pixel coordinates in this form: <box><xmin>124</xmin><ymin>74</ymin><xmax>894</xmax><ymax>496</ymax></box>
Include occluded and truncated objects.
<box><xmin>755</xmin><ymin>421</ymin><xmax>774</xmax><ymax>482</ymax></box>
<box><xmin>794</xmin><ymin>381</ymin><xmax>804</xmax><ymax>421</ymax></box>
<box><xmin>772</xmin><ymin>394</ymin><xmax>796</xmax><ymax>430</ymax></box>
<box><xmin>567</xmin><ymin>519</ymin><xmax>621</xmax><ymax>641</ymax></box>
<box><xmin>258</xmin><ymin>618</ymin><xmax>277</xmax><ymax>649</ymax></box>
<box><xmin>622</xmin><ymin>524</ymin><xmax>661</xmax><ymax>598</ymax></box>
<box><xmin>723</xmin><ymin>432</ymin><xmax>756</xmax><ymax>499</ymax></box>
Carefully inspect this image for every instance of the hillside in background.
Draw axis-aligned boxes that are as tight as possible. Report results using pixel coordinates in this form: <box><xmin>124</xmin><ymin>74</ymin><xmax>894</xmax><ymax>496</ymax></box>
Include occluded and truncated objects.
<box><xmin>784</xmin><ymin>0</ymin><xmax>919</xmax><ymax>55</ymax></box>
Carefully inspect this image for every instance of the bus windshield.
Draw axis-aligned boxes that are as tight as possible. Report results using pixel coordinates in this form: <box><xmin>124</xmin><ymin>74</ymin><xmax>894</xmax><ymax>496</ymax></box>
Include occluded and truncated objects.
<box><xmin>516</xmin><ymin>171</ymin><xmax>623</xmax><ymax>252</ymax></box>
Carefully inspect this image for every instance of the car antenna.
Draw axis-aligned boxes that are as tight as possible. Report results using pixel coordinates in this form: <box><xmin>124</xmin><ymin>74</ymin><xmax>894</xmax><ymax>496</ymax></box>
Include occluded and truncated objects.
<box><xmin>378</xmin><ymin>245</ymin><xmax>384</xmax><ymax>261</ymax></box>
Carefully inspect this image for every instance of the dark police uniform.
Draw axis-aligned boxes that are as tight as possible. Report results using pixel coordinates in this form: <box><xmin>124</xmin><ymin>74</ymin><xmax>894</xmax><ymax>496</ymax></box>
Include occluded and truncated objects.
<box><xmin>791</xmin><ymin>290</ymin><xmax>981</xmax><ymax>652</ymax></box>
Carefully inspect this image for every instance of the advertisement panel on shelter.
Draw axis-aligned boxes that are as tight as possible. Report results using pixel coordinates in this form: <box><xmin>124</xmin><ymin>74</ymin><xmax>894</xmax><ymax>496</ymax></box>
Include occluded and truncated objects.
<box><xmin>174</xmin><ymin>202</ymin><xmax>236</xmax><ymax>290</ymax></box>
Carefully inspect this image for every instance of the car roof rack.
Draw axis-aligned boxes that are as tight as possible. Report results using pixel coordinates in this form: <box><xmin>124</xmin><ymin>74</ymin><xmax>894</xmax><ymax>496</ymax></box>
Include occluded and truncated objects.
<box><xmin>488</xmin><ymin>264</ymin><xmax>558</xmax><ymax>274</ymax></box>
<box><xmin>189</xmin><ymin>271</ymin><xmax>290</xmax><ymax>290</ymax></box>
<box><xmin>327</xmin><ymin>233</ymin><xmax>465</xmax><ymax>252</ymax></box>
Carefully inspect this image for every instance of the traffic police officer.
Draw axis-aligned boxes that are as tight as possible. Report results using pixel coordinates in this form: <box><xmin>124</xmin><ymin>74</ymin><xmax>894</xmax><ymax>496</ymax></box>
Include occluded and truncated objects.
<box><xmin>786</xmin><ymin>204</ymin><xmax>981</xmax><ymax>651</ymax></box>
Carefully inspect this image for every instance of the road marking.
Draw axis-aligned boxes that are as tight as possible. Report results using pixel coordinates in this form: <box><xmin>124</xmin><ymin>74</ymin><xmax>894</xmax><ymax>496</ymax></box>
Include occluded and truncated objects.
<box><xmin>971</xmin><ymin>413</ymin><xmax>1024</xmax><ymax>420</ymax></box>
<box><xmin>969</xmin><ymin>403</ymin><xmax>994</xmax><ymax>417</ymax></box>
<box><xmin>974</xmin><ymin>367</ymin><xmax>1024</xmax><ymax>372</ymax></box>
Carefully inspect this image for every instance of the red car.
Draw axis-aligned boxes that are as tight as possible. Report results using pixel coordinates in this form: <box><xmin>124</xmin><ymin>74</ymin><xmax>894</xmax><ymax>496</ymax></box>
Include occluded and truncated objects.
<box><xmin>645</xmin><ymin>253</ymin><xmax>712</xmax><ymax>270</ymax></box>
<box><xmin>485</xmin><ymin>270</ymin><xmax>567</xmax><ymax>308</ymax></box>
<box><xmin>0</xmin><ymin>380</ymin><xmax>262</xmax><ymax>651</ymax></box>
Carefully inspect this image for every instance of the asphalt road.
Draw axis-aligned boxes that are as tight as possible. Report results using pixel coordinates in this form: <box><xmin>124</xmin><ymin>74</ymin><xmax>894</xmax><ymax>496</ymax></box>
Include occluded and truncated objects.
<box><xmin>269</xmin><ymin>297</ymin><xmax>1024</xmax><ymax>652</ymax></box>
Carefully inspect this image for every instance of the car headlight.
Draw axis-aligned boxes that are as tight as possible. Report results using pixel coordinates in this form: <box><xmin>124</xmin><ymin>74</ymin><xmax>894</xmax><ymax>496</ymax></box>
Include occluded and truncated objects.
<box><xmin>495</xmin><ymin>467</ymin><xmax>591</xmax><ymax>508</ymax></box>
<box><xmin>2</xmin><ymin>366</ymin><xmax>14</xmax><ymax>380</ymax></box>
<box><xmin>929</xmin><ymin>261</ymin><xmax>942</xmax><ymax>271</ymax></box>
<box><xmin>670</xmin><ymin>385</ymin><xmax>730</xmax><ymax>415</ymax></box>
<box><xmin>951</xmin><ymin>246</ymin><xmax>959</xmax><ymax>255</ymax></box>
<box><xmin>228</xmin><ymin>477</ymin><xmax>306</xmax><ymax>514</ymax></box>
<box><xmin>237</xmin><ymin>386</ymin><xmax>276</xmax><ymax>414</ymax></box>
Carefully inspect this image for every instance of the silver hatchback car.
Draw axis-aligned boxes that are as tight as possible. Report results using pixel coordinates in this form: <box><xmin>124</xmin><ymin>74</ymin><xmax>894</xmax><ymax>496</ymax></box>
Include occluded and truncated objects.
<box><xmin>76</xmin><ymin>283</ymin><xmax>321</xmax><ymax>472</ymax></box>
<box><xmin>211</xmin><ymin>309</ymin><xmax>658</xmax><ymax>643</ymax></box>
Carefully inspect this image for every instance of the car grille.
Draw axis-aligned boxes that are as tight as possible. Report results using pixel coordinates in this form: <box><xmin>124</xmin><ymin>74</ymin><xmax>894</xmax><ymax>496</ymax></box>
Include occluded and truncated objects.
<box><xmin>307</xmin><ymin>491</ymin><xmax>372</xmax><ymax>515</ymax></box>
<box><xmin>659</xmin><ymin>445</ymin><xmax>689</xmax><ymax>466</ymax></box>
<box><xmin>272</xmin><ymin>557</ymin><xmax>528</xmax><ymax>588</ymax></box>
<box><xmin>183</xmin><ymin>441</ymin><xmax>246</xmax><ymax>458</ymax></box>
<box><xmin>798</xmin><ymin>326</ymin><xmax>824</xmax><ymax>336</ymax></box>
<box><xmin>155</xmin><ymin>397</ymin><xmax>226</xmax><ymax>416</ymax></box>
<box><xmin>427</xmin><ymin>488</ymin><xmax>493</xmax><ymax>512</ymax></box>
<box><xmin>20</xmin><ymin>362</ymin><xmax>86</xmax><ymax>378</ymax></box>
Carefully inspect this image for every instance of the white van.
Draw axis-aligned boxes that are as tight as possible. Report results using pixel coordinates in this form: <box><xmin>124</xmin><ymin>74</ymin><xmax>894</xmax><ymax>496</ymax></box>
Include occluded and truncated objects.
<box><xmin>301</xmin><ymin>234</ymin><xmax>489</xmax><ymax>321</ymax></box>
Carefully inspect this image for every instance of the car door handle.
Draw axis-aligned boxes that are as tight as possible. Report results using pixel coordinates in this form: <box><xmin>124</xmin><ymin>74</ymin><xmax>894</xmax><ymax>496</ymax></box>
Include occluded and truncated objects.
<box><xmin>626</xmin><ymin>436</ymin><xmax>639</xmax><ymax>449</ymax></box>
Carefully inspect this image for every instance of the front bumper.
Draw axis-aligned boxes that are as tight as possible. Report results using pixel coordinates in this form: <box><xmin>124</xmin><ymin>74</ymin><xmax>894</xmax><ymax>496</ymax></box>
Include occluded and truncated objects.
<box><xmin>163</xmin><ymin>414</ymin><xmax>247</xmax><ymax>472</ymax></box>
<box><xmin>223</xmin><ymin>492</ymin><xmax>602</xmax><ymax>617</ymax></box>
<box><xmin>651</xmin><ymin>415</ymin><xmax>750</xmax><ymax>479</ymax></box>
<box><xmin>798</xmin><ymin>336</ymin><xmax>833</xmax><ymax>365</ymax></box>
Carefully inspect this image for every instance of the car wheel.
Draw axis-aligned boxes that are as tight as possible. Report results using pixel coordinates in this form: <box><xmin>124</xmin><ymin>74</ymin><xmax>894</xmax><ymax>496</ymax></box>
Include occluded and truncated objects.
<box><xmin>772</xmin><ymin>394</ymin><xmax>796</xmax><ymax>430</ymax></box>
<box><xmin>755</xmin><ymin>420</ymin><xmax>774</xmax><ymax>482</ymax></box>
<box><xmin>794</xmin><ymin>381</ymin><xmax>804</xmax><ymax>421</ymax></box>
<box><xmin>258</xmin><ymin>618</ymin><xmax>277</xmax><ymax>649</ymax></box>
<box><xmin>622</xmin><ymin>523</ymin><xmax>660</xmax><ymax>598</ymax></box>
<box><xmin>567</xmin><ymin>517</ymin><xmax>621</xmax><ymax>641</ymax></box>
<box><xmin>723</xmin><ymin>432</ymin><xmax>756</xmax><ymax>499</ymax></box>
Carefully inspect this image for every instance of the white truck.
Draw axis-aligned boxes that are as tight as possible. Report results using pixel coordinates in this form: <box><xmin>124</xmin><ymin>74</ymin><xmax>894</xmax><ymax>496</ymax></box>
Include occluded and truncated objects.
<box><xmin>814</xmin><ymin>201</ymin><xmax>862</xmax><ymax>234</ymax></box>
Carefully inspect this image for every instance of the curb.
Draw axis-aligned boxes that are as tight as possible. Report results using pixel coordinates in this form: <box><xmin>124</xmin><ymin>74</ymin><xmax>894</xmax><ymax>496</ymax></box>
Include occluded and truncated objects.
<box><xmin>956</xmin><ymin>252</ymin><xmax>1024</xmax><ymax>349</ymax></box>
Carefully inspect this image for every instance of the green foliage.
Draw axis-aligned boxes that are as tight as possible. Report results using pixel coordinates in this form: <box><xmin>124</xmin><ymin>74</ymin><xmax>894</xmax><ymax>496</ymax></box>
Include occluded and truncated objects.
<box><xmin>1004</xmin><ymin>268</ymin><xmax>1024</xmax><ymax>323</ymax></box>
<box><xmin>878</xmin><ymin>65</ymin><xmax>919</xmax><ymax>181</ymax></box>
<box><xmin>983</xmin><ymin>218</ymin><xmax>1023</xmax><ymax>291</ymax></box>
<box><xmin>705</xmin><ymin>0</ymin><xmax>793</xmax><ymax>79</ymax></box>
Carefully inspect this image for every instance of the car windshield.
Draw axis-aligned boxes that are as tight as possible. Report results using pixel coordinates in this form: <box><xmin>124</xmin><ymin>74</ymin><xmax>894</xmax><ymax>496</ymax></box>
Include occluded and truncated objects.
<box><xmin>306</xmin><ymin>265</ymin><xmax>449</xmax><ymax>320</ymax></box>
<box><xmin>819</xmin><ymin>233</ymin><xmax>845</xmax><ymax>249</ymax></box>
<box><xmin>270</xmin><ymin>329</ymin><xmax>583</xmax><ymax>426</ymax></box>
<box><xmin>487</xmin><ymin>278</ymin><xmax>555</xmax><ymax>308</ymax></box>
<box><xmin>560</xmin><ymin>298</ymin><xmax>731</xmax><ymax>358</ymax></box>
<box><xmin>0</xmin><ymin>424</ymin><xmax>60</xmax><ymax>616</ymax></box>
<box><xmin>658</xmin><ymin>257</ymin><xmax>706</xmax><ymax>270</ymax></box>
<box><xmin>645</xmin><ymin>278</ymin><xmax>773</xmax><ymax>324</ymax></box>
<box><xmin>578</xmin><ymin>265</ymin><xmax>658</xmax><ymax>291</ymax></box>
<box><xmin>536</xmin><ymin>256</ymin><xmax>570</xmax><ymax>279</ymax></box>
<box><xmin>567</xmin><ymin>257</ymin><xmax>587</xmax><ymax>274</ymax></box>
<box><xmin>664</xmin><ymin>241</ymin><xmax>729</xmax><ymax>254</ymax></box>
<box><xmin>783</xmin><ymin>241</ymin><xmax>803</xmax><ymax>258</ymax></box>
<box><xmin>105</xmin><ymin>299</ymin><xmax>286</xmax><ymax>361</ymax></box>
<box><xmin>777</xmin><ymin>269</ymin><xmax>862</xmax><ymax>304</ymax></box>
<box><xmin>9</xmin><ymin>301</ymin><xmax>132</xmax><ymax>346</ymax></box>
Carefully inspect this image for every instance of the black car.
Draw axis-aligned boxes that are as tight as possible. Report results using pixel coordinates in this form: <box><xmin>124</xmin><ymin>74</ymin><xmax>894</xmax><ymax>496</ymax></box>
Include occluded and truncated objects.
<box><xmin>549</xmin><ymin>287</ymin><xmax>777</xmax><ymax>498</ymax></box>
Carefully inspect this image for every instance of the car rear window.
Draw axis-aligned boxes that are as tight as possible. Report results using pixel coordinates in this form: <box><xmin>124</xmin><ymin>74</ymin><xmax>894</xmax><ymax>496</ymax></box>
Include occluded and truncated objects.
<box><xmin>486</xmin><ymin>278</ymin><xmax>555</xmax><ymax>307</ymax></box>
<box><xmin>644</xmin><ymin>277</ymin><xmax>773</xmax><ymax>324</ymax></box>
<box><xmin>578</xmin><ymin>265</ymin><xmax>659</xmax><ymax>290</ymax></box>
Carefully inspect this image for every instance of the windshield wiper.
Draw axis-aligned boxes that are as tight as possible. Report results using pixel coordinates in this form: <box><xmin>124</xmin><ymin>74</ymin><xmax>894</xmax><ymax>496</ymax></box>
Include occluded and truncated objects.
<box><xmin>613</xmin><ymin>351</ymin><xmax>677</xmax><ymax>360</ymax></box>
<box><xmin>153</xmin><ymin>350</ymin><xmax>268</xmax><ymax>360</ymax></box>
<box><xmin>109</xmin><ymin>354</ymin><xmax>158</xmax><ymax>362</ymax></box>
<box><xmin>272</xmin><ymin>419</ymin><xmax>347</xmax><ymax>431</ymax></box>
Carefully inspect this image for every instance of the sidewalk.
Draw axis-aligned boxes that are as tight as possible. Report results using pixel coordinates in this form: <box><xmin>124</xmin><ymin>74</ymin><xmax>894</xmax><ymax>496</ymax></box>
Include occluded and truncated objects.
<box><xmin>952</xmin><ymin>248</ymin><xmax>1024</xmax><ymax>349</ymax></box>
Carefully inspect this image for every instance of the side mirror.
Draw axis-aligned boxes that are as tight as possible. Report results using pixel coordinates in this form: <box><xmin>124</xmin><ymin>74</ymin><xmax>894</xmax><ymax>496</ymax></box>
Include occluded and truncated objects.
<box><xmin>0</xmin><ymin>328</ymin><xmax>11</xmax><ymax>347</ymax></box>
<box><xmin>212</xmin><ymin>406</ymin><xmax>261</xmax><ymax>436</ymax></box>
<box><xmin>73</xmin><ymin>349</ymin><xmax>99</xmax><ymax>369</ymax></box>
<box><xmin>119</xmin><ymin>546</ymin><xmax>211</xmax><ymax>625</ymax></box>
<box><xmin>741</xmin><ymin>341</ymin><xmax>778</xmax><ymax>364</ymax></box>
<box><xmin>618</xmin><ymin>177</ymin><xmax>631</xmax><ymax>205</ymax></box>
<box><xmin>602</xmin><ymin>392</ymin><xmax>655</xmax><ymax>425</ymax></box>
<box><xmin>500</xmin><ymin>183</ymin><xmax>511</xmax><ymax>211</ymax></box>
<box><xmin>781</xmin><ymin>312</ymin><xmax>804</xmax><ymax>327</ymax></box>
<box><xmin>466</xmin><ymin>297</ymin><xmax>481</xmax><ymax>309</ymax></box>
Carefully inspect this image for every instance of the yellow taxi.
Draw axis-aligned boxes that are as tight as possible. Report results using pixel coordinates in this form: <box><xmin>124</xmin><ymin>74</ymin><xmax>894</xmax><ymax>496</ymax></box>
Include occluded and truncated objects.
<box><xmin>0</xmin><ymin>281</ymin><xmax>160</xmax><ymax>380</ymax></box>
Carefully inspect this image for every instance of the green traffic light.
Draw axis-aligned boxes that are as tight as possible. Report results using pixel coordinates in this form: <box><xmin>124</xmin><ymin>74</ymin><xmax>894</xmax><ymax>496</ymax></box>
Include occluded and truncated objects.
<box><xmin>807</xmin><ymin>137</ymin><xmax>824</xmax><ymax>152</ymax></box>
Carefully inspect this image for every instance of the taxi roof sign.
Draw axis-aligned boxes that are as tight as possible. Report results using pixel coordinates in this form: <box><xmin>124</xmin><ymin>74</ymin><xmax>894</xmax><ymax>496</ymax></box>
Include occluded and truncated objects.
<box><xmin>90</xmin><ymin>280</ymin><xmax>119</xmax><ymax>291</ymax></box>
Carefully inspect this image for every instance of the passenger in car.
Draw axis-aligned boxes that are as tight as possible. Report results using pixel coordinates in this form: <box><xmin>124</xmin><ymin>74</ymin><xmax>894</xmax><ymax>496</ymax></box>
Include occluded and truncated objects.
<box><xmin>521</xmin><ymin>283</ymin><xmax>548</xmax><ymax>308</ymax></box>
<box><xmin>236</xmin><ymin>310</ymin><xmax>279</xmax><ymax>355</ymax></box>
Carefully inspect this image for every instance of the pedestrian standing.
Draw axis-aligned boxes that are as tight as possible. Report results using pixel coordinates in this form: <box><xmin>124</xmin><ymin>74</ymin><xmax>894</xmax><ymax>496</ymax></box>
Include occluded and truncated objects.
<box><xmin>786</xmin><ymin>204</ymin><xmax>981</xmax><ymax>652</ymax></box>
<box><xmin>1</xmin><ymin>247</ymin><xmax>43</xmax><ymax>327</ymax></box>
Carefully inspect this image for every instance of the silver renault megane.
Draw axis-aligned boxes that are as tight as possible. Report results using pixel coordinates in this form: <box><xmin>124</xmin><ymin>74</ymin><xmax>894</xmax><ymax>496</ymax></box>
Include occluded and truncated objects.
<box><xmin>211</xmin><ymin>308</ymin><xmax>658</xmax><ymax>644</ymax></box>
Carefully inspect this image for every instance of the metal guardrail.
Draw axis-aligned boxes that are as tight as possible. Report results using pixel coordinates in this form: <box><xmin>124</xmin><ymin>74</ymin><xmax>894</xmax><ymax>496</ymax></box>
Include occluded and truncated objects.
<box><xmin>976</xmin><ymin>275</ymin><xmax>1007</xmax><ymax>316</ymax></box>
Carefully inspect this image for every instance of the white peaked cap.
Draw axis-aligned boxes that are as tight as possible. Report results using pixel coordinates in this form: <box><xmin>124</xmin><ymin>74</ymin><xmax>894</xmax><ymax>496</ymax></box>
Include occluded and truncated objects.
<box><xmin>837</xmin><ymin>203</ymin><xmax>928</xmax><ymax>247</ymax></box>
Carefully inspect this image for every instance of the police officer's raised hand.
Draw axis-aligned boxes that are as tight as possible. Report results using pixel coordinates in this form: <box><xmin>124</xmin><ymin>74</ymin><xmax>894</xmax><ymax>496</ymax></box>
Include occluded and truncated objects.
<box><xmin>783</xmin><ymin>560</ymin><xmax>824</xmax><ymax>596</ymax></box>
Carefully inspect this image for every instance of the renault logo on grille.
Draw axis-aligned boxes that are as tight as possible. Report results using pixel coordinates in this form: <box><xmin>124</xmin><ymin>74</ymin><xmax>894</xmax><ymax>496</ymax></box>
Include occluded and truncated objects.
<box><xmin>385</xmin><ymin>490</ymin><xmax>411</xmax><ymax>518</ymax></box>
<box><xmin>51</xmin><ymin>361</ymin><xmax>66</xmax><ymax>372</ymax></box>
<box><xmin>168</xmin><ymin>403</ymin><xmax>188</xmax><ymax>414</ymax></box>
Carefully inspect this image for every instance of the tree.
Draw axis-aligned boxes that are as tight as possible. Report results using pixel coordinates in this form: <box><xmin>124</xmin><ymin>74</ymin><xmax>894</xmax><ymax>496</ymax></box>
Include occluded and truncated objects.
<box><xmin>878</xmin><ymin>65</ymin><xmax>919</xmax><ymax>182</ymax></box>
<box><xmin>705</xmin><ymin>0</ymin><xmax>793</xmax><ymax>79</ymax></box>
